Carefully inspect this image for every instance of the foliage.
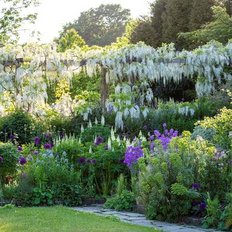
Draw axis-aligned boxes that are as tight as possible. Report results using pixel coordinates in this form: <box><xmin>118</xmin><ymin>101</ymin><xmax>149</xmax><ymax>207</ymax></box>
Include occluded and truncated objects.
<box><xmin>202</xmin><ymin>193</ymin><xmax>232</xmax><ymax>230</ymax></box>
<box><xmin>0</xmin><ymin>142</ymin><xmax>18</xmax><ymax>185</ymax></box>
<box><xmin>197</xmin><ymin>107</ymin><xmax>232</xmax><ymax>149</ymax></box>
<box><xmin>180</xmin><ymin>6</ymin><xmax>232</xmax><ymax>47</ymax></box>
<box><xmin>104</xmin><ymin>190</ymin><xmax>136</xmax><ymax>211</ymax></box>
<box><xmin>136</xmin><ymin>132</ymin><xmax>226</xmax><ymax>221</ymax></box>
<box><xmin>0</xmin><ymin>110</ymin><xmax>35</xmax><ymax>144</ymax></box>
<box><xmin>105</xmin><ymin>174</ymin><xmax>135</xmax><ymax>211</ymax></box>
<box><xmin>0</xmin><ymin>0</ymin><xmax>39</xmax><ymax>44</ymax></box>
<box><xmin>62</xmin><ymin>4</ymin><xmax>131</xmax><ymax>46</ymax></box>
<box><xmin>13</xmin><ymin>152</ymin><xmax>82</xmax><ymax>206</ymax></box>
<box><xmin>57</xmin><ymin>28</ymin><xmax>86</xmax><ymax>52</ymax></box>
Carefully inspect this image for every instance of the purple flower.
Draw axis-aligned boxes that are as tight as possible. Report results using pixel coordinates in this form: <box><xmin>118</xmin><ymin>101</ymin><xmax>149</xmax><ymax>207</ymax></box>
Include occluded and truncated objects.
<box><xmin>44</xmin><ymin>143</ymin><xmax>52</xmax><ymax>150</ymax></box>
<box><xmin>9</xmin><ymin>134</ymin><xmax>15</xmax><ymax>140</ymax></box>
<box><xmin>199</xmin><ymin>202</ymin><xmax>207</xmax><ymax>211</ymax></box>
<box><xmin>94</xmin><ymin>136</ymin><xmax>104</xmax><ymax>146</ymax></box>
<box><xmin>191</xmin><ymin>183</ymin><xmax>201</xmax><ymax>190</ymax></box>
<box><xmin>0</xmin><ymin>156</ymin><xmax>3</xmax><ymax>163</ymax></box>
<box><xmin>33</xmin><ymin>150</ymin><xmax>39</xmax><ymax>155</ymax></box>
<box><xmin>19</xmin><ymin>156</ymin><xmax>27</xmax><ymax>165</ymax></box>
<box><xmin>34</xmin><ymin>136</ymin><xmax>41</xmax><ymax>146</ymax></box>
<box><xmin>192</xmin><ymin>201</ymin><xmax>200</xmax><ymax>207</ymax></box>
<box><xmin>124</xmin><ymin>146</ymin><xmax>144</xmax><ymax>168</ymax></box>
<box><xmin>163</xmin><ymin>123</ymin><xmax>167</xmax><ymax>128</ymax></box>
<box><xmin>91</xmin><ymin>159</ymin><xmax>96</xmax><ymax>164</ymax></box>
<box><xmin>18</xmin><ymin>146</ymin><xmax>23</xmax><ymax>151</ymax></box>
<box><xmin>150</xmin><ymin>142</ymin><xmax>155</xmax><ymax>153</ymax></box>
<box><xmin>77</xmin><ymin>157</ymin><xmax>86</xmax><ymax>164</ymax></box>
<box><xmin>45</xmin><ymin>132</ymin><xmax>52</xmax><ymax>139</ymax></box>
<box><xmin>150</xmin><ymin>135</ymin><xmax>155</xmax><ymax>141</ymax></box>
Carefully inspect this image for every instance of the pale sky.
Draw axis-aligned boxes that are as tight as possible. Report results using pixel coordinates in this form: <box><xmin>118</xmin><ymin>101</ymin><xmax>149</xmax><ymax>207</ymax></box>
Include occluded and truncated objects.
<box><xmin>19</xmin><ymin>0</ymin><xmax>151</xmax><ymax>43</ymax></box>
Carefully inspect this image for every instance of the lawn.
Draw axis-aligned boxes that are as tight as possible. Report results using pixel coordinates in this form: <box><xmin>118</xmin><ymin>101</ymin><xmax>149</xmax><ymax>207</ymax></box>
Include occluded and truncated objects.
<box><xmin>0</xmin><ymin>206</ymin><xmax>159</xmax><ymax>232</ymax></box>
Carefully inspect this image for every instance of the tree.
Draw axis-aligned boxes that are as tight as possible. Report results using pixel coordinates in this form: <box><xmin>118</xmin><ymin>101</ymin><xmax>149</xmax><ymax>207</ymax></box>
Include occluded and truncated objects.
<box><xmin>129</xmin><ymin>18</ymin><xmax>156</xmax><ymax>46</ymax></box>
<box><xmin>0</xmin><ymin>0</ymin><xmax>39</xmax><ymax>44</ymax></box>
<box><xmin>189</xmin><ymin>0</ymin><xmax>215</xmax><ymax>31</ymax></box>
<box><xmin>161</xmin><ymin>0</ymin><xmax>192</xmax><ymax>49</ymax></box>
<box><xmin>150</xmin><ymin>0</ymin><xmax>167</xmax><ymax>47</ymax></box>
<box><xmin>180</xmin><ymin>6</ymin><xmax>232</xmax><ymax>46</ymax></box>
<box><xmin>57</xmin><ymin>28</ymin><xmax>86</xmax><ymax>52</ymax></box>
<box><xmin>62</xmin><ymin>4</ymin><xmax>131</xmax><ymax>46</ymax></box>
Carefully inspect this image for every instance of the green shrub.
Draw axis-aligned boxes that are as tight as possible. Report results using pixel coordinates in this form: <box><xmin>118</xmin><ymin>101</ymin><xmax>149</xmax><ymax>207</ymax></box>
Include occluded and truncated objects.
<box><xmin>0</xmin><ymin>143</ymin><xmax>19</xmax><ymax>185</ymax></box>
<box><xmin>137</xmin><ymin>133</ymin><xmax>218</xmax><ymax>222</ymax></box>
<box><xmin>0</xmin><ymin>110</ymin><xmax>34</xmax><ymax>144</ymax></box>
<box><xmin>13</xmin><ymin>152</ymin><xmax>82</xmax><ymax>206</ymax></box>
<box><xmin>104</xmin><ymin>190</ymin><xmax>136</xmax><ymax>211</ymax></box>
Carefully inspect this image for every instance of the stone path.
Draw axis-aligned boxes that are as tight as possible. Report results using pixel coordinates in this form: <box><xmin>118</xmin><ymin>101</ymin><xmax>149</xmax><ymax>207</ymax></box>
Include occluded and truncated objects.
<box><xmin>72</xmin><ymin>205</ymin><xmax>220</xmax><ymax>232</ymax></box>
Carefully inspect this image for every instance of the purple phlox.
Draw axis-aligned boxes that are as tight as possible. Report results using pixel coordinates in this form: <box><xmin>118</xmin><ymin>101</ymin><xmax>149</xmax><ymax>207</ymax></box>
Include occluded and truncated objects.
<box><xmin>94</xmin><ymin>136</ymin><xmax>104</xmax><ymax>146</ymax></box>
<box><xmin>124</xmin><ymin>146</ymin><xmax>144</xmax><ymax>168</ymax></box>
<box><xmin>17</xmin><ymin>146</ymin><xmax>23</xmax><ymax>151</ymax></box>
<box><xmin>77</xmin><ymin>157</ymin><xmax>86</xmax><ymax>164</ymax></box>
<box><xmin>0</xmin><ymin>156</ymin><xmax>3</xmax><ymax>163</ymax></box>
<box><xmin>191</xmin><ymin>183</ymin><xmax>201</xmax><ymax>190</ymax></box>
<box><xmin>19</xmin><ymin>156</ymin><xmax>27</xmax><ymax>165</ymax></box>
<box><xmin>150</xmin><ymin>142</ymin><xmax>155</xmax><ymax>153</ymax></box>
<box><xmin>199</xmin><ymin>202</ymin><xmax>207</xmax><ymax>211</ymax></box>
<box><xmin>34</xmin><ymin>136</ymin><xmax>41</xmax><ymax>146</ymax></box>
<box><xmin>44</xmin><ymin>143</ymin><xmax>52</xmax><ymax>150</ymax></box>
<box><xmin>33</xmin><ymin>150</ymin><xmax>39</xmax><ymax>155</ymax></box>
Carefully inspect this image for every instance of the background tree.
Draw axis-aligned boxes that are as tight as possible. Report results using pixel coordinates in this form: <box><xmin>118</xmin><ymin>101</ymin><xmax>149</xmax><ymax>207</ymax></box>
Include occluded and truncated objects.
<box><xmin>189</xmin><ymin>0</ymin><xmax>215</xmax><ymax>31</ymax></box>
<box><xmin>62</xmin><ymin>4</ymin><xmax>131</xmax><ymax>47</ymax></box>
<box><xmin>161</xmin><ymin>0</ymin><xmax>192</xmax><ymax>49</ymax></box>
<box><xmin>57</xmin><ymin>28</ymin><xmax>86</xmax><ymax>52</ymax></box>
<box><xmin>180</xmin><ymin>6</ymin><xmax>232</xmax><ymax>47</ymax></box>
<box><xmin>0</xmin><ymin>0</ymin><xmax>39</xmax><ymax>44</ymax></box>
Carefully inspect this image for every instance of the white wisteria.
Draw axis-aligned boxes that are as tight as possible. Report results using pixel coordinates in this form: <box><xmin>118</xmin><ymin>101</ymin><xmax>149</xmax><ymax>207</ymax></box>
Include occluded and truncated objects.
<box><xmin>0</xmin><ymin>41</ymin><xmax>231</xmax><ymax>128</ymax></box>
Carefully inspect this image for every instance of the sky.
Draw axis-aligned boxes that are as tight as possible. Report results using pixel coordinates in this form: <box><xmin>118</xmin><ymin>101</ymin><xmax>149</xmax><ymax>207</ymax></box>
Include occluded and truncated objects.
<box><xmin>19</xmin><ymin>0</ymin><xmax>151</xmax><ymax>43</ymax></box>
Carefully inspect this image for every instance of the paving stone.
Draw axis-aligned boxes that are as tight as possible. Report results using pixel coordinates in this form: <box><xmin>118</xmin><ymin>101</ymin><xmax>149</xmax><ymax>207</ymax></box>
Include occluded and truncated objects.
<box><xmin>72</xmin><ymin>206</ymin><xmax>221</xmax><ymax>232</ymax></box>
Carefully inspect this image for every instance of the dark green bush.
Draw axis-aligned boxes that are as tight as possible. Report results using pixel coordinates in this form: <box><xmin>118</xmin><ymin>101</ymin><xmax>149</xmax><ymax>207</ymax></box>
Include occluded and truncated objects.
<box><xmin>0</xmin><ymin>110</ymin><xmax>34</xmax><ymax>144</ymax></box>
<box><xmin>0</xmin><ymin>143</ymin><xmax>19</xmax><ymax>185</ymax></box>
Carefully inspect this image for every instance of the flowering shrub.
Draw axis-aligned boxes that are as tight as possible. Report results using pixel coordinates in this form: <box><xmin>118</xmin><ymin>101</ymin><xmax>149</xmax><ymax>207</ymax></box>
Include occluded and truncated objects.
<box><xmin>123</xmin><ymin>146</ymin><xmax>144</xmax><ymax>168</ymax></box>
<box><xmin>136</xmin><ymin>132</ymin><xmax>222</xmax><ymax>222</ymax></box>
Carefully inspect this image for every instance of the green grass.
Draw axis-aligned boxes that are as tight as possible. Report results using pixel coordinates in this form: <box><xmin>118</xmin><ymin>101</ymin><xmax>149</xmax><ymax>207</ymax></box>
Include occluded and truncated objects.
<box><xmin>0</xmin><ymin>206</ymin><xmax>160</xmax><ymax>232</ymax></box>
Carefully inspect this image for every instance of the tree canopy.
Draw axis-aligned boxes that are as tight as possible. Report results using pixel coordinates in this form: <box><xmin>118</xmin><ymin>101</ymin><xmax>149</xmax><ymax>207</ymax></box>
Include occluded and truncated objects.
<box><xmin>57</xmin><ymin>28</ymin><xmax>86</xmax><ymax>52</ymax></box>
<box><xmin>180</xmin><ymin>6</ymin><xmax>232</xmax><ymax>47</ymax></box>
<box><xmin>61</xmin><ymin>4</ymin><xmax>131</xmax><ymax>47</ymax></box>
<box><xmin>0</xmin><ymin>0</ymin><xmax>39</xmax><ymax>44</ymax></box>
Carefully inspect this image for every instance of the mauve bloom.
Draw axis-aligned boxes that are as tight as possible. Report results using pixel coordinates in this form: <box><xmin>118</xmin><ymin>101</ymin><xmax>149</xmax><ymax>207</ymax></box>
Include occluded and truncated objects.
<box><xmin>150</xmin><ymin>135</ymin><xmax>155</xmax><ymax>141</ymax></box>
<box><xmin>91</xmin><ymin>159</ymin><xmax>96</xmax><ymax>164</ymax></box>
<box><xmin>44</xmin><ymin>143</ymin><xmax>52</xmax><ymax>150</ymax></box>
<box><xmin>34</xmin><ymin>136</ymin><xmax>41</xmax><ymax>146</ymax></box>
<box><xmin>191</xmin><ymin>183</ymin><xmax>201</xmax><ymax>190</ymax></box>
<box><xmin>0</xmin><ymin>156</ymin><xmax>3</xmax><ymax>163</ymax></box>
<box><xmin>163</xmin><ymin>123</ymin><xmax>167</xmax><ymax>128</ymax></box>
<box><xmin>78</xmin><ymin>157</ymin><xmax>86</xmax><ymax>164</ymax></box>
<box><xmin>33</xmin><ymin>150</ymin><xmax>39</xmax><ymax>155</ymax></box>
<box><xmin>18</xmin><ymin>146</ymin><xmax>23</xmax><ymax>151</ymax></box>
<box><xmin>150</xmin><ymin>142</ymin><xmax>155</xmax><ymax>153</ymax></box>
<box><xmin>9</xmin><ymin>134</ymin><xmax>15</xmax><ymax>140</ymax></box>
<box><xmin>94</xmin><ymin>136</ymin><xmax>104</xmax><ymax>146</ymax></box>
<box><xmin>199</xmin><ymin>202</ymin><xmax>207</xmax><ymax>211</ymax></box>
<box><xmin>19</xmin><ymin>156</ymin><xmax>27</xmax><ymax>165</ymax></box>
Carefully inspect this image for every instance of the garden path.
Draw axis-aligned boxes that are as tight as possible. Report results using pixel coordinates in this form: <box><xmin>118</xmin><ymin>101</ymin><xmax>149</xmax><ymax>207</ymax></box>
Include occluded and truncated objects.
<box><xmin>72</xmin><ymin>205</ymin><xmax>220</xmax><ymax>232</ymax></box>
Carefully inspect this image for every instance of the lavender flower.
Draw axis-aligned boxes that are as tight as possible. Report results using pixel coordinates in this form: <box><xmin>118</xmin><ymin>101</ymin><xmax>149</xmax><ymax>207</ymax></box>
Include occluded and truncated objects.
<box><xmin>33</xmin><ymin>150</ymin><xmax>39</xmax><ymax>155</ymax></box>
<box><xmin>77</xmin><ymin>157</ymin><xmax>86</xmax><ymax>164</ymax></box>
<box><xmin>191</xmin><ymin>183</ymin><xmax>201</xmax><ymax>190</ymax></box>
<box><xmin>34</xmin><ymin>136</ymin><xmax>41</xmax><ymax>146</ymax></box>
<box><xmin>44</xmin><ymin>143</ymin><xmax>52</xmax><ymax>150</ymax></box>
<box><xmin>0</xmin><ymin>156</ymin><xmax>3</xmax><ymax>163</ymax></box>
<box><xmin>19</xmin><ymin>156</ymin><xmax>27</xmax><ymax>165</ymax></box>
<box><xmin>199</xmin><ymin>202</ymin><xmax>207</xmax><ymax>211</ymax></box>
<box><xmin>124</xmin><ymin>146</ymin><xmax>144</xmax><ymax>168</ymax></box>
<box><xmin>94</xmin><ymin>136</ymin><xmax>104</xmax><ymax>146</ymax></box>
<box><xmin>18</xmin><ymin>146</ymin><xmax>23</xmax><ymax>151</ymax></box>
